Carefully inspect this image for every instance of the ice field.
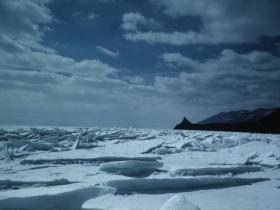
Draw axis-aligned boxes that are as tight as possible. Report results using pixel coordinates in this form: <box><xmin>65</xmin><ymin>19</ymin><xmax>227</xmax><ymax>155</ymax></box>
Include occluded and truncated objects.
<box><xmin>0</xmin><ymin>127</ymin><xmax>279</xmax><ymax>210</ymax></box>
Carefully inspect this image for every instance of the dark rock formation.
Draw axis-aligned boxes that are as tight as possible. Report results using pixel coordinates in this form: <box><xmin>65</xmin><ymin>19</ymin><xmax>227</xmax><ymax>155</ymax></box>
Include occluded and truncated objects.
<box><xmin>174</xmin><ymin>108</ymin><xmax>280</xmax><ymax>134</ymax></box>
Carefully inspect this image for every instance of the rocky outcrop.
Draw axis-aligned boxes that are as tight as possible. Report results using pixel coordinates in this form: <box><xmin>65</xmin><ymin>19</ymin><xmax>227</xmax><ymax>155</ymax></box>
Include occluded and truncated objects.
<box><xmin>174</xmin><ymin>108</ymin><xmax>280</xmax><ymax>134</ymax></box>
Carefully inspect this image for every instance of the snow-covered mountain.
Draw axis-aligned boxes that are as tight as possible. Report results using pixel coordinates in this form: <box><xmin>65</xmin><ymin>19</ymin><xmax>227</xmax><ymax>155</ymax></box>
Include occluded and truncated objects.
<box><xmin>199</xmin><ymin>108</ymin><xmax>276</xmax><ymax>124</ymax></box>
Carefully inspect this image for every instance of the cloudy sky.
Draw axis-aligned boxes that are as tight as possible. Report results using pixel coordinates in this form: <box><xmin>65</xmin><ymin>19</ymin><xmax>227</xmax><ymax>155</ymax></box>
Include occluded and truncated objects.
<box><xmin>0</xmin><ymin>0</ymin><xmax>280</xmax><ymax>128</ymax></box>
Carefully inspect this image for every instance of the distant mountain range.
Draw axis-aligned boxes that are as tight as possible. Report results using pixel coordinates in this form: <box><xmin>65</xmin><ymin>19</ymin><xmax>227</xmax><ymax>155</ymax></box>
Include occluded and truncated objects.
<box><xmin>198</xmin><ymin>108</ymin><xmax>275</xmax><ymax>124</ymax></box>
<box><xmin>174</xmin><ymin>108</ymin><xmax>280</xmax><ymax>134</ymax></box>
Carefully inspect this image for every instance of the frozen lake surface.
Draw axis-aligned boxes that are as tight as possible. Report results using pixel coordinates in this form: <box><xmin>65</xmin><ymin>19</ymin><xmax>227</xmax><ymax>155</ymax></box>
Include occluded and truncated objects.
<box><xmin>0</xmin><ymin>127</ymin><xmax>279</xmax><ymax>210</ymax></box>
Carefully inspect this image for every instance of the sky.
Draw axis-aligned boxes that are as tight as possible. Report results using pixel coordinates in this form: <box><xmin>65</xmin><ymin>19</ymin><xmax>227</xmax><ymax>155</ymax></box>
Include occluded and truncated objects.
<box><xmin>0</xmin><ymin>0</ymin><xmax>280</xmax><ymax>128</ymax></box>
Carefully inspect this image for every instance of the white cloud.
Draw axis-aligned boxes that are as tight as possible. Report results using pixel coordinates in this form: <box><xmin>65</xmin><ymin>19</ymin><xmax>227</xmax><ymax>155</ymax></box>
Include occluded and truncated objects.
<box><xmin>96</xmin><ymin>46</ymin><xmax>120</xmax><ymax>58</ymax></box>
<box><xmin>124</xmin><ymin>76</ymin><xmax>145</xmax><ymax>84</ymax></box>
<box><xmin>122</xmin><ymin>12</ymin><xmax>147</xmax><ymax>31</ymax></box>
<box><xmin>124</xmin><ymin>31</ymin><xmax>216</xmax><ymax>45</ymax></box>
<box><xmin>122</xmin><ymin>0</ymin><xmax>280</xmax><ymax>45</ymax></box>
<box><xmin>88</xmin><ymin>12</ymin><xmax>97</xmax><ymax>20</ymax></box>
<box><xmin>0</xmin><ymin>0</ymin><xmax>55</xmax><ymax>58</ymax></box>
<box><xmin>121</xmin><ymin>13</ymin><xmax>215</xmax><ymax>45</ymax></box>
<box><xmin>0</xmin><ymin>0</ymin><xmax>53</xmax><ymax>43</ymax></box>
<box><xmin>160</xmin><ymin>53</ymin><xmax>197</xmax><ymax>67</ymax></box>
<box><xmin>121</xmin><ymin>13</ymin><xmax>216</xmax><ymax>45</ymax></box>
<box><xmin>121</xmin><ymin>12</ymin><xmax>160</xmax><ymax>32</ymax></box>
<box><xmin>155</xmin><ymin>49</ymin><xmax>280</xmax><ymax>112</ymax></box>
<box><xmin>0</xmin><ymin>1</ymin><xmax>182</xmax><ymax>128</ymax></box>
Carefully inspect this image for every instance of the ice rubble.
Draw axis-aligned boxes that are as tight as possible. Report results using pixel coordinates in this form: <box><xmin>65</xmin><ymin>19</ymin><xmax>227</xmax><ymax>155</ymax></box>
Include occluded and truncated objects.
<box><xmin>141</xmin><ymin>141</ymin><xmax>165</xmax><ymax>154</ymax></box>
<box><xmin>72</xmin><ymin>134</ymin><xmax>82</xmax><ymax>150</ymax></box>
<box><xmin>99</xmin><ymin>160</ymin><xmax>163</xmax><ymax>177</ymax></box>
<box><xmin>0</xmin><ymin>127</ymin><xmax>279</xmax><ymax>210</ymax></box>
<box><xmin>0</xmin><ymin>143</ymin><xmax>12</xmax><ymax>161</ymax></box>
<box><xmin>212</xmin><ymin>141</ymin><xmax>280</xmax><ymax>166</ymax></box>
<box><xmin>141</xmin><ymin>141</ymin><xmax>184</xmax><ymax>155</ymax></box>
<box><xmin>7</xmin><ymin>139</ymin><xmax>55</xmax><ymax>151</ymax></box>
<box><xmin>72</xmin><ymin>134</ymin><xmax>99</xmax><ymax>150</ymax></box>
<box><xmin>160</xmin><ymin>194</ymin><xmax>201</xmax><ymax>210</ymax></box>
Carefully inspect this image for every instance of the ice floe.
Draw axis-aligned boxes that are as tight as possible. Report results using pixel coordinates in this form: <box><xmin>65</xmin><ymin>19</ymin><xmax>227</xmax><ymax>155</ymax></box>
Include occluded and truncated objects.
<box><xmin>21</xmin><ymin>156</ymin><xmax>160</xmax><ymax>165</ymax></box>
<box><xmin>99</xmin><ymin>160</ymin><xmax>163</xmax><ymax>177</ymax></box>
<box><xmin>105</xmin><ymin>177</ymin><xmax>269</xmax><ymax>194</ymax></box>
<box><xmin>170</xmin><ymin>165</ymin><xmax>261</xmax><ymax>177</ymax></box>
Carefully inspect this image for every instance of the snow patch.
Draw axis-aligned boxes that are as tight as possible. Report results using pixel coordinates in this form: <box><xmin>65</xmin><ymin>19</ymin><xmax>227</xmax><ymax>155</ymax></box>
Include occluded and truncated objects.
<box><xmin>0</xmin><ymin>186</ymin><xmax>115</xmax><ymax>210</ymax></box>
<box><xmin>160</xmin><ymin>194</ymin><xmax>201</xmax><ymax>210</ymax></box>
